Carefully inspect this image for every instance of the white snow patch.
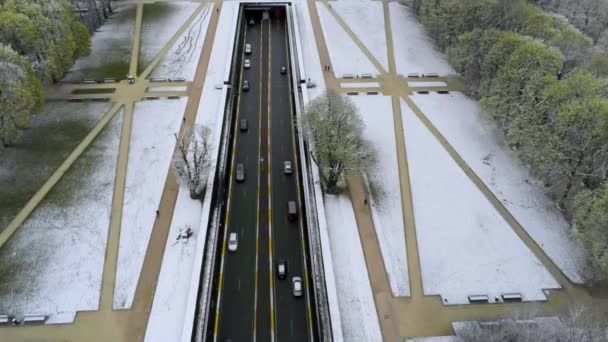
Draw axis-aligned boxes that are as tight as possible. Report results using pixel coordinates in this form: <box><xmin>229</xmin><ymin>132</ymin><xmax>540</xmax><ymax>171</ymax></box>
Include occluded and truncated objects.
<box><xmin>408</xmin><ymin>81</ymin><xmax>448</xmax><ymax>87</ymax></box>
<box><xmin>332</xmin><ymin>0</ymin><xmax>388</xmax><ymax>71</ymax></box>
<box><xmin>114</xmin><ymin>99</ymin><xmax>186</xmax><ymax>309</ymax></box>
<box><xmin>139</xmin><ymin>2</ymin><xmax>201</xmax><ymax>72</ymax></box>
<box><xmin>389</xmin><ymin>3</ymin><xmax>454</xmax><ymax>76</ymax></box>
<box><xmin>316</xmin><ymin>3</ymin><xmax>377</xmax><ymax>78</ymax></box>
<box><xmin>148</xmin><ymin>86</ymin><xmax>188</xmax><ymax>92</ymax></box>
<box><xmin>401</xmin><ymin>99</ymin><xmax>560</xmax><ymax>304</ymax></box>
<box><xmin>144</xmin><ymin>185</ymin><xmax>203</xmax><ymax>342</ymax></box>
<box><xmin>411</xmin><ymin>93</ymin><xmax>585</xmax><ymax>283</ymax></box>
<box><xmin>324</xmin><ymin>194</ymin><xmax>382</xmax><ymax>342</ymax></box>
<box><xmin>351</xmin><ymin>96</ymin><xmax>409</xmax><ymax>297</ymax></box>
<box><xmin>0</xmin><ymin>108</ymin><xmax>123</xmax><ymax>321</ymax></box>
<box><xmin>295</xmin><ymin>0</ymin><xmax>326</xmax><ymax>99</ymax></box>
<box><xmin>341</xmin><ymin>82</ymin><xmax>380</xmax><ymax>88</ymax></box>
<box><xmin>150</xmin><ymin>4</ymin><xmax>212</xmax><ymax>81</ymax></box>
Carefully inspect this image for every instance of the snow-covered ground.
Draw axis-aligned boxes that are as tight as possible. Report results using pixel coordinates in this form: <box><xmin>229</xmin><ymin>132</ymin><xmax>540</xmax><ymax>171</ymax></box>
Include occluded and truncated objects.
<box><xmin>0</xmin><ymin>101</ymin><xmax>111</xmax><ymax>230</ymax></box>
<box><xmin>401</xmin><ymin>99</ymin><xmax>560</xmax><ymax>304</ymax></box>
<box><xmin>295</xmin><ymin>0</ymin><xmax>326</xmax><ymax>99</ymax></box>
<box><xmin>411</xmin><ymin>93</ymin><xmax>585</xmax><ymax>283</ymax></box>
<box><xmin>408</xmin><ymin>81</ymin><xmax>448</xmax><ymax>87</ymax></box>
<box><xmin>149</xmin><ymin>3</ymin><xmax>212</xmax><ymax>81</ymax></box>
<box><xmin>341</xmin><ymin>82</ymin><xmax>380</xmax><ymax>88</ymax></box>
<box><xmin>139</xmin><ymin>2</ymin><xmax>201</xmax><ymax>73</ymax></box>
<box><xmin>0</xmin><ymin>109</ymin><xmax>123</xmax><ymax>321</ymax></box>
<box><xmin>389</xmin><ymin>3</ymin><xmax>454</xmax><ymax>76</ymax></box>
<box><xmin>332</xmin><ymin>0</ymin><xmax>388</xmax><ymax>71</ymax></box>
<box><xmin>324</xmin><ymin>194</ymin><xmax>382</xmax><ymax>342</ymax></box>
<box><xmin>351</xmin><ymin>96</ymin><xmax>409</xmax><ymax>297</ymax></box>
<box><xmin>316</xmin><ymin>3</ymin><xmax>377</xmax><ymax>78</ymax></box>
<box><xmin>145</xmin><ymin>3</ymin><xmax>238</xmax><ymax>339</ymax></box>
<box><xmin>144</xmin><ymin>185</ymin><xmax>203</xmax><ymax>342</ymax></box>
<box><xmin>63</xmin><ymin>3</ymin><xmax>136</xmax><ymax>81</ymax></box>
<box><xmin>114</xmin><ymin>99</ymin><xmax>185</xmax><ymax>309</ymax></box>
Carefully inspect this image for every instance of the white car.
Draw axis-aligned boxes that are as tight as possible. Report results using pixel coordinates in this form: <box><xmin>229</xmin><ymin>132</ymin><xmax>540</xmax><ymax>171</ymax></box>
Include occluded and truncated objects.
<box><xmin>245</xmin><ymin>43</ymin><xmax>251</xmax><ymax>55</ymax></box>
<box><xmin>228</xmin><ymin>232</ymin><xmax>238</xmax><ymax>252</ymax></box>
<box><xmin>244</xmin><ymin>59</ymin><xmax>251</xmax><ymax>69</ymax></box>
<box><xmin>283</xmin><ymin>161</ymin><xmax>292</xmax><ymax>174</ymax></box>
<box><xmin>292</xmin><ymin>276</ymin><xmax>303</xmax><ymax>297</ymax></box>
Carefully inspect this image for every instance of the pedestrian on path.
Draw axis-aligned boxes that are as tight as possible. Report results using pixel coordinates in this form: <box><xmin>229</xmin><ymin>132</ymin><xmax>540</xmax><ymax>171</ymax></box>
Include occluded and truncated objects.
<box><xmin>156</xmin><ymin>209</ymin><xmax>160</xmax><ymax>216</ymax></box>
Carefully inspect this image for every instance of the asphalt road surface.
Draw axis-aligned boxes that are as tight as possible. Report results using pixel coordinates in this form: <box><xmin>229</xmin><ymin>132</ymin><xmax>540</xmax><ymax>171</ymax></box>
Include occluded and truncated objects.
<box><xmin>214</xmin><ymin>7</ymin><xmax>314</xmax><ymax>342</ymax></box>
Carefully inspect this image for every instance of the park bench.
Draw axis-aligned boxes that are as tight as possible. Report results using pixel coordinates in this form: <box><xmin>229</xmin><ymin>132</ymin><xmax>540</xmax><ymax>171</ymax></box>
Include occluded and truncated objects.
<box><xmin>407</xmin><ymin>73</ymin><xmax>420</xmax><ymax>78</ymax></box>
<box><xmin>145</xmin><ymin>96</ymin><xmax>160</xmax><ymax>100</ymax></box>
<box><xmin>515</xmin><ymin>319</ymin><xmax>538</xmax><ymax>328</ymax></box>
<box><xmin>150</xmin><ymin>78</ymin><xmax>168</xmax><ymax>83</ymax></box>
<box><xmin>417</xmin><ymin>90</ymin><xmax>429</xmax><ymax>94</ymax></box>
<box><xmin>82</xmin><ymin>79</ymin><xmax>97</xmax><ymax>84</ymax></box>
<box><xmin>361</xmin><ymin>73</ymin><xmax>373</xmax><ymax>78</ymax></box>
<box><xmin>342</xmin><ymin>74</ymin><xmax>354</xmax><ymax>79</ymax></box>
<box><xmin>346</xmin><ymin>92</ymin><xmax>358</xmax><ymax>95</ymax></box>
<box><xmin>501</xmin><ymin>293</ymin><xmax>522</xmax><ymax>302</ymax></box>
<box><xmin>0</xmin><ymin>315</ymin><xmax>10</xmax><ymax>325</ymax></box>
<box><xmin>437</xmin><ymin>90</ymin><xmax>450</xmax><ymax>94</ymax></box>
<box><xmin>367</xmin><ymin>91</ymin><xmax>379</xmax><ymax>95</ymax></box>
<box><xmin>170</xmin><ymin>77</ymin><xmax>186</xmax><ymax>82</ymax></box>
<box><xmin>22</xmin><ymin>314</ymin><xmax>47</xmax><ymax>325</ymax></box>
<box><xmin>103</xmin><ymin>78</ymin><xmax>116</xmax><ymax>83</ymax></box>
<box><xmin>424</xmin><ymin>73</ymin><xmax>439</xmax><ymax>77</ymax></box>
<box><xmin>468</xmin><ymin>294</ymin><xmax>489</xmax><ymax>304</ymax></box>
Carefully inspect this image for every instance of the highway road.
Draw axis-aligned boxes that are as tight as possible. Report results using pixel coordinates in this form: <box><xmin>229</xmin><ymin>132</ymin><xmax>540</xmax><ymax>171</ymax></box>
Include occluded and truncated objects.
<box><xmin>213</xmin><ymin>7</ymin><xmax>314</xmax><ymax>342</ymax></box>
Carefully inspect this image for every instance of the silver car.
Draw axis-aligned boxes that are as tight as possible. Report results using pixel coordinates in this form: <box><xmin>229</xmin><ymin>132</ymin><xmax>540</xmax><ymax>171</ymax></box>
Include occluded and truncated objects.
<box><xmin>292</xmin><ymin>276</ymin><xmax>303</xmax><ymax>297</ymax></box>
<box><xmin>283</xmin><ymin>161</ymin><xmax>292</xmax><ymax>174</ymax></box>
<box><xmin>228</xmin><ymin>233</ymin><xmax>238</xmax><ymax>252</ymax></box>
<box><xmin>245</xmin><ymin>43</ymin><xmax>251</xmax><ymax>55</ymax></box>
<box><xmin>244</xmin><ymin>59</ymin><xmax>251</xmax><ymax>69</ymax></box>
<box><xmin>236</xmin><ymin>163</ymin><xmax>245</xmax><ymax>182</ymax></box>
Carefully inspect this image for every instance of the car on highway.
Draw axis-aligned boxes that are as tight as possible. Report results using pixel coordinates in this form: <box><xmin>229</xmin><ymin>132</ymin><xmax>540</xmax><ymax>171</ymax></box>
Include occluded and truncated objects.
<box><xmin>244</xmin><ymin>59</ymin><xmax>251</xmax><ymax>69</ymax></box>
<box><xmin>288</xmin><ymin>200</ymin><xmax>297</xmax><ymax>221</ymax></box>
<box><xmin>281</xmin><ymin>66</ymin><xmax>286</xmax><ymax>74</ymax></box>
<box><xmin>249</xmin><ymin>18</ymin><xmax>255</xmax><ymax>25</ymax></box>
<box><xmin>228</xmin><ymin>233</ymin><xmax>238</xmax><ymax>252</ymax></box>
<box><xmin>242</xmin><ymin>80</ymin><xmax>250</xmax><ymax>92</ymax></box>
<box><xmin>292</xmin><ymin>276</ymin><xmax>303</xmax><ymax>297</ymax></box>
<box><xmin>277</xmin><ymin>260</ymin><xmax>288</xmax><ymax>279</ymax></box>
<box><xmin>240</xmin><ymin>119</ymin><xmax>248</xmax><ymax>132</ymax></box>
<box><xmin>236</xmin><ymin>163</ymin><xmax>245</xmax><ymax>182</ymax></box>
<box><xmin>245</xmin><ymin>43</ymin><xmax>251</xmax><ymax>54</ymax></box>
<box><xmin>283</xmin><ymin>161</ymin><xmax>292</xmax><ymax>174</ymax></box>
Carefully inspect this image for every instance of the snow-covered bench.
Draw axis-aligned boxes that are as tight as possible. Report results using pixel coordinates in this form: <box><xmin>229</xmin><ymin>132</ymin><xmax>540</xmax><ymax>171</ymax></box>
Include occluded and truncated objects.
<box><xmin>361</xmin><ymin>73</ymin><xmax>373</xmax><ymax>78</ymax></box>
<box><xmin>501</xmin><ymin>293</ymin><xmax>522</xmax><ymax>302</ymax></box>
<box><xmin>170</xmin><ymin>77</ymin><xmax>186</xmax><ymax>82</ymax></box>
<box><xmin>342</xmin><ymin>73</ymin><xmax>355</xmax><ymax>79</ymax></box>
<box><xmin>467</xmin><ymin>294</ymin><xmax>489</xmax><ymax>304</ymax></box>
<box><xmin>407</xmin><ymin>73</ymin><xmax>420</xmax><ymax>78</ymax></box>
<box><xmin>0</xmin><ymin>315</ymin><xmax>10</xmax><ymax>325</ymax></box>
<box><xmin>103</xmin><ymin>78</ymin><xmax>117</xmax><ymax>83</ymax></box>
<box><xmin>423</xmin><ymin>73</ymin><xmax>439</xmax><ymax>77</ymax></box>
<box><xmin>22</xmin><ymin>314</ymin><xmax>47</xmax><ymax>325</ymax></box>
<box><xmin>150</xmin><ymin>78</ymin><xmax>168</xmax><ymax>83</ymax></box>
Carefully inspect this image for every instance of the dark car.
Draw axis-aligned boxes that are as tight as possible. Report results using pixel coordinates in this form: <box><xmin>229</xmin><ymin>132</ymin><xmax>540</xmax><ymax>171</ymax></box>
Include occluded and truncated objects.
<box><xmin>280</xmin><ymin>66</ymin><xmax>287</xmax><ymax>75</ymax></box>
<box><xmin>236</xmin><ymin>163</ymin><xmax>245</xmax><ymax>182</ymax></box>
<box><xmin>242</xmin><ymin>80</ymin><xmax>250</xmax><ymax>92</ymax></box>
<box><xmin>240</xmin><ymin>119</ymin><xmax>248</xmax><ymax>132</ymax></box>
<box><xmin>277</xmin><ymin>260</ymin><xmax>288</xmax><ymax>279</ymax></box>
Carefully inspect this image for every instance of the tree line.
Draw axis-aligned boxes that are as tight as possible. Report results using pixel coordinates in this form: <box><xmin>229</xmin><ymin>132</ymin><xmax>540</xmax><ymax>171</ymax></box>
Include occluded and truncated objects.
<box><xmin>409</xmin><ymin>0</ymin><xmax>608</xmax><ymax>284</ymax></box>
<box><xmin>0</xmin><ymin>0</ymin><xmax>92</xmax><ymax>152</ymax></box>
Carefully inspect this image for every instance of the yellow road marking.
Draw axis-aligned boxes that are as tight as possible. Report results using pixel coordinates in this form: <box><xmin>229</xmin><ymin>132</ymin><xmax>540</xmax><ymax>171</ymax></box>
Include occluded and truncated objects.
<box><xmin>212</xmin><ymin>17</ymin><xmax>247</xmax><ymax>341</ymax></box>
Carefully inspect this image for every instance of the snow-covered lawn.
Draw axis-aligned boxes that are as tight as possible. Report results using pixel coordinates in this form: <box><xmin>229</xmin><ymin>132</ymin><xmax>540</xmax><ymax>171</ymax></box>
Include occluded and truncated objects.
<box><xmin>295</xmin><ymin>0</ymin><xmax>326</xmax><ymax>99</ymax></box>
<box><xmin>408</xmin><ymin>81</ymin><xmax>448</xmax><ymax>87</ymax></box>
<box><xmin>411</xmin><ymin>93</ymin><xmax>585</xmax><ymax>283</ymax></box>
<box><xmin>389</xmin><ymin>3</ymin><xmax>454</xmax><ymax>76</ymax></box>
<box><xmin>114</xmin><ymin>99</ymin><xmax>185</xmax><ymax>309</ymax></box>
<box><xmin>316</xmin><ymin>3</ymin><xmax>377</xmax><ymax>78</ymax></box>
<box><xmin>351</xmin><ymin>96</ymin><xmax>409</xmax><ymax>297</ymax></box>
<box><xmin>341</xmin><ymin>82</ymin><xmax>380</xmax><ymax>88</ymax></box>
<box><xmin>139</xmin><ymin>2</ymin><xmax>200</xmax><ymax>73</ymax></box>
<box><xmin>324</xmin><ymin>194</ymin><xmax>382</xmax><ymax>342</ymax></box>
<box><xmin>332</xmin><ymin>0</ymin><xmax>388</xmax><ymax>71</ymax></box>
<box><xmin>63</xmin><ymin>3</ymin><xmax>136</xmax><ymax>81</ymax></box>
<box><xmin>401</xmin><ymin>99</ymin><xmax>560</xmax><ymax>304</ymax></box>
<box><xmin>0</xmin><ymin>109</ymin><xmax>123</xmax><ymax>321</ymax></box>
<box><xmin>149</xmin><ymin>3</ymin><xmax>212</xmax><ymax>81</ymax></box>
<box><xmin>0</xmin><ymin>101</ymin><xmax>111</xmax><ymax>230</ymax></box>
<box><xmin>144</xmin><ymin>185</ymin><xmax>203</xmax><ymax>342</ymax></box>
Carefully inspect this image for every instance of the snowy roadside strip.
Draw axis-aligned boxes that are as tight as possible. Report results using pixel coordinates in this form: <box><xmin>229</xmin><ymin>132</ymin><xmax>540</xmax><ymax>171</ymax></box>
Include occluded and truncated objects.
<box><xmin>290</xmin><ymin>2</ymin><xmax>344</xmax><ymax>341</ymax></box>
<box><xmin>177</xmin><ymin>3</ymin><xmax>240</xmax><ymax>342</ymax></box>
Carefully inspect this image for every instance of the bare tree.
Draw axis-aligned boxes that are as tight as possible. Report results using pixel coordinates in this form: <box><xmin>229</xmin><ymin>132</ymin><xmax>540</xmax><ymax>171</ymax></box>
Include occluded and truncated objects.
<box><xmin>173</xmin><ymin>124</ymin><xmax>212</xmax><ymax>199</ymax></box>
<box><xmin>303</xmin><ymin>90</ymin><xmax>376</xmax><ymax>194</ymax></box>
